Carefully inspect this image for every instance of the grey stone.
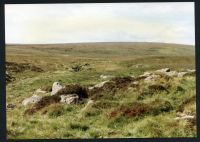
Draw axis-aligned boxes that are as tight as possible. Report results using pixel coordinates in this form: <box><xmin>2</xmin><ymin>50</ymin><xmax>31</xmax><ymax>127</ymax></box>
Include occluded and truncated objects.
<box><xmin>186</xmin><ymin>69</ymin><xmax>195</xmax><ymax>73</ymax></box>
<box><xmin>156</xmin><ymin>68</ymin><xmax>170</xmax><ymax>73</ymax></box>
<box><xmin>144</xmin><ymin>74</ymin><xmax>160</xmax><ymax>82</ymax></box>
<box><xmin>51</xmin><ymin>81</ymin><xmax>64</xmax><ymax>96</ymax></box>
<box><xmin>175</xmin><ymin>112</ymin><xmax>195</xmax><ymax>120</ymax></box>
<box><xmin>100</xmin><ymin>75</ymin><xmax>114</xmax><ymax>79</ymax></box>
<box><xmin>35</xmin><ymin>88</ymin><xmax>47</xmax><ymax>94</ymax></box>
<box><xmin>89</xmin><ymin>81</ymin><xmax>109</xmax><ymax>90</ymax></box>
<box><xmin>22</xmin><ymin>95</ymin><xmax>42</xmax><ymax>106</ymax></box>
<box><xmin>60</xmin><ymin>94</ymin><xmax>79</xmax><ymax>104</ymax></box>
<box><xmin>139</xmin><ymin>72</ymin><xmax>152</xmax><ymax>78</ymax></box>
<box><xmin>132</xmin><ymin>81</ymin><xmax>139</xmax><ymax>85</ymax></box>
<box><xmin>94</xmin><ymin>81</ymin><xmax>109</xmax><ymax>88</ymax></box>
<box><xmin>177</xmin><ymin>72</ymin><xmax>188</xmax><ymax>77</ymax></box>
<box><xmin>165</xmin><ymin>71</ymin><xmax>178</xmax><ymax>77</ymax></box>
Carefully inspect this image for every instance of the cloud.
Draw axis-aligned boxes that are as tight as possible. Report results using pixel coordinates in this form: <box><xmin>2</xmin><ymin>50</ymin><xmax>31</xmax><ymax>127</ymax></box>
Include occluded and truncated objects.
<box><xmin>5</xmin><ymin>2</ymin><xmax>195</xmax><ymax>45</ymax></box>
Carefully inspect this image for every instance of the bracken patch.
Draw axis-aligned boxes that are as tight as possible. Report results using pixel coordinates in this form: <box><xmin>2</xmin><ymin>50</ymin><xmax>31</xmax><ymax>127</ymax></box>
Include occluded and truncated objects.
<box><xmin>24</xmin><ymin>95</ymin><xmax>61</xmax><ymax>115</ymax></box>
<box><xmin>109</xmin><ymin>99</ymin><xmax>172</xmax><ymax>118</ymax></box>
<box><xmin>55</xmin><ymin>84</ymin><xmax>88</xmax><ymax>99</ymax></box>
<box><xmin>6</xmin><ymin>62</ymin><xmax>43</xmax><ymax>73</ymax></box>
<box><xmin>89</xmin><ymin>76</ymin><xmax>134</xmax><ymax>100</ymax></box>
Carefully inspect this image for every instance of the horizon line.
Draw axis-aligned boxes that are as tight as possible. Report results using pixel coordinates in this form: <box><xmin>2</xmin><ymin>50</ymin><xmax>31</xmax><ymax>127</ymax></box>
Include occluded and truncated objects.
<box><xmin>5</xmin><ymin>41</ymin><xmax>195</xmax><ymax>46</ymax></box>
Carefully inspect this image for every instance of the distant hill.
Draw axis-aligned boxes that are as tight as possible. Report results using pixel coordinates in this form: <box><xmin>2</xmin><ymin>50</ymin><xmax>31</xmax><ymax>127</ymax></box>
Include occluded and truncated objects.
<box><xmin>6</xmin><ymin>42</ymin><xmax>195</xmax><ymax>58</ymax></box>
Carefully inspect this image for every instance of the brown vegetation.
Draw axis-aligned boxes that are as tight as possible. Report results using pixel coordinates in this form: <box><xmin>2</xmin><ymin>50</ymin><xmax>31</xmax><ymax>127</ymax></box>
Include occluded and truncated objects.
<box><xmin>24</xmin><ymin>95</ymin><xmax>61</xmax><ymax>115</ymax></box>
<box><xmin>6</xmin><ymin>61</ymin><xmax>43</xmax><ymax>73</ymax></box>
<box><xmin>55</xmin><ymin>84</ymin><xmax>88</xmax><ymax>98</ymax></box>
<box><xmin>109</xmin><ymin>99</ymin><xmax>173</xmax><ymax>118</ymax></box>
<box><xmin>89</xmin><ymin>76</ymin><xmax>134</xmax><ymax>100</ymax></box>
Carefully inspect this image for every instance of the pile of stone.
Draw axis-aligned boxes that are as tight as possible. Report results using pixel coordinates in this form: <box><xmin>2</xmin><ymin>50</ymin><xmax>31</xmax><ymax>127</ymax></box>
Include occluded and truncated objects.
<box><xmin>138</xmin><ymin>68</ymin><xmax>195</xmax><ymax>83</ymax></box>
<box><xmin>22</xmin><ymin>81</ymin><xmax>80</xmax><ymax>106</ymax></box>
<box><xmin>22</xmin><ymin>68</ymin><xmax>195</xmax><ymax>107</ymax></box>
<box><xmin>22</xmin><ymin>95</ymin><xmax>42</xmax><ymax>106</ymax></box>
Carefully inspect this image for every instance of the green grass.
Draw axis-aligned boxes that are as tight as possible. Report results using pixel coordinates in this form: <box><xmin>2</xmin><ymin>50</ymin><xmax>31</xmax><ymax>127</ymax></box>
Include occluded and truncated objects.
<box><xmin>6</xmin><ymin>42</ymin><xmax>196</xmax><ymax>139</ymax></box>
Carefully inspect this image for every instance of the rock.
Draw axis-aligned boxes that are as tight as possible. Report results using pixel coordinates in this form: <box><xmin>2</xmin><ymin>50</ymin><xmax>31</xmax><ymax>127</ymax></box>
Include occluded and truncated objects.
<box><xmin>94</xmin><ymin>81</ymin><xmax>109</xmax><ymax>88</ymax></box>
<box><xmin>139</xmin><ymin>72</ymin><xmax>151</xmax><ymax>78</ymax></box>
<box><xmin>100</xmin><ymin>75</ymin><xmax>113</xmax><ymax>79</ymax></box>
<box><xmin>156</xmin><ymin>68</ymin><xmax>170</xmax><ymax>73</ymax></box>
<box><xmin>177</xmin><ymin>72</ymin><xmax>188</xmax><ymax>77</ymax></box>
<box><xmin>175</xmin><ymin>112</ymin><xmax>195</xmax><ymax>120</ymax></box>
<box><xmin>51</xmin><ymin>82</ymin><xmax>64</xmax><ymax>96</ymax></box>
<box><xmin>185</xmin><ymin>69</ymin><xmax>196</xmax><ymax>76</ymax></box>
<box><xmin>143</xmin><ymin>72</ymin><xmax>151</xmax><ymax>76</ymax></box>
<box><xmin>129</xmin><ymin>81</ymin><xmax>139</xmax><ymax>88</ymax></box>
<box><xmin>88</xmin><ymin>86</ymin><xmax>94</xmax><ymax>90</ymax></box>
<box><xmin>186</xmin><ymin>69</ymin><xmax>195</xmax><ymax>73</ymax></box>
<box><xmin>22</xmin><ymin>95</ymin><xmax>42</xmax><ymax>106</ymax></box>
<box><xmin>60</xmin><ymin>94</ymin><xmax>79</xmax><ymax>104</ymax></box>
<box><xmin>144</xmin><ymin>76</ymin><xmax>153</xmax><ymax>82</ymax></box>
<box><xmin>132</xmin><ymin>81</ymin><xmax>139</xmax><ymax>85</ymax></box>
<box><xmin>88</xmin><ymin>81</ymin><xmax>109</xmax><ymax>90</ymax></box>
<box><xmin>131</xmin><ymin>75</ymin><xmax>135</xmax><ymax>78</ymax></box>
<box><xmin>7</xmin><ymin>103</ymin><xmax>16</xmax><ymax>110</ymax></box>
<box><xmin>128</xmin><ymin>87</ymin><xmax>133</xmax><ymax>90</ymax></box>
<box><xmin>35</xmin><ymin>88</ymin><xmax>47</xmax><ymax>94</ymax></box>
<box><xmin>100</xmin><ymin>75</ymin><xmax>108</xmax><ymax>79</ymax></box>
<box><xmin>144</xmin><ymin>74</ymin><xmax>160</xmax><ymax>82</ymax></box>
<box><xmin>177</xmin><ymin>69</ymin><xmax>195</xmax><ymax>77</ymax></box>
<box><xmin>165</xmin><ymin>71</ymin><xmax>178</xmax><ymax>77</ymax></box>
<box><xmin>154</xmin><ymin>69</ymin><xmax>177</xmax><ymax>77</ymax></box>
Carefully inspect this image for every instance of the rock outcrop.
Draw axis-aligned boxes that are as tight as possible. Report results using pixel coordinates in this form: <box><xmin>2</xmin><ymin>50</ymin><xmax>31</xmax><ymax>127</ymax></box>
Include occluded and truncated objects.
<box><xmin>60</xmin><ymin>94</ymin><xmax>79</xmax><ymax>104</ymax></box>
<box><xmin>51</xmin><ymin>82</ymin><xmax>64</xmax><ymax>96</ymax></box>
<box><xmin>100</xmin><ymin>75</ymin><xmax>114</xmax><ymax>79</ymax></box>
<box><xmin>155</xmin><ymin>68</ymin><xmax>170</xmax><ymax>73</ymax></box>
<box><xmin>23</xmin><ymin>68</ymin><xmax>195</xmax><ymax>115</ymax></box>
<box><xmin>35</xmin><ymin>88</ymin><xmax>47</xmax><ymax>94</ymax></box>
<box><xmin>139</xmin><ymin>68</ymin><xmax>195</xmax><ymax>79</ymax></box>
<box><xmin>22</xmin><ymin>95</ymin><xmax>42</xmax><ymax>106</ymax></box>
<box><xmin>88</xmin><ymin>81</ymin><xmax>109</xmax><ymax>90</ymax></box>
<box><xmin>175</xmin><ymin>112</ymin><xmax>195</xmax><ymax>121</ymax></box>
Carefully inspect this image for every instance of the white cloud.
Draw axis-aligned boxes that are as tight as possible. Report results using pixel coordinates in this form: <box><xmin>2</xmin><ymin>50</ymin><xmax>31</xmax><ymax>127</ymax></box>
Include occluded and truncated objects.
<box><xmin>5</xmin><ymin>2</ymin><xmax>195</xmax><ymax>45</ymax></box>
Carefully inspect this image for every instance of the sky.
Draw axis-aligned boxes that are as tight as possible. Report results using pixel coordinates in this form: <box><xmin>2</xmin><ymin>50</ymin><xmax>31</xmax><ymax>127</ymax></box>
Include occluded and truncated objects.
<box><xmin>5</xmin><ymin>2</ymin><xmax>195</xmax><ymax>45</ymax></box>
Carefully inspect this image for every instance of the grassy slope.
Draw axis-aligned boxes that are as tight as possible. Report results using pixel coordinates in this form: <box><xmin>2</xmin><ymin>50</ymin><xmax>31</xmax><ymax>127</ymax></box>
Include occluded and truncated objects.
<box><xmin>6</xmin><ymin>42</ymin><xmax>196</xmax><ymax>138</ymax></box>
